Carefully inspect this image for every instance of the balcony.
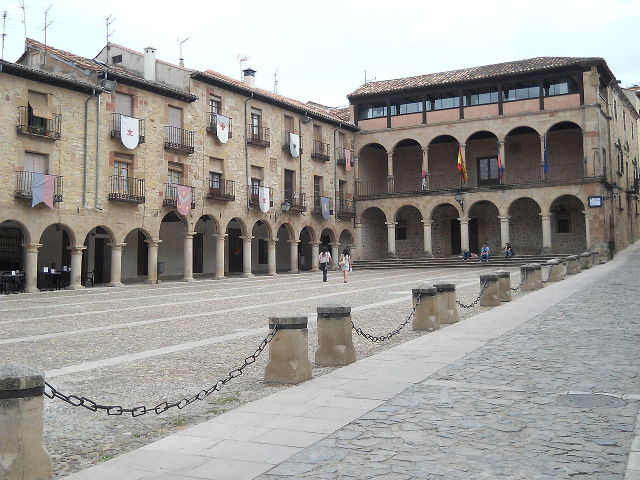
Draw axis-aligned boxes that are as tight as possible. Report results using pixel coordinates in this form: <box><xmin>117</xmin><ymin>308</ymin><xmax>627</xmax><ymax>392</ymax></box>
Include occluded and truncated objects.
<box><xmin>110</xmin><ymin>113</ymin><xmax>145</xmax><ymax>144</ymax></box>
<box><xmin>336</xmin><ymin>147</ymin><xmax>354</xmax><ymax>167</ymax></box>
<box><xmin>246</xmin><ymin>125</ymin><xmax>270</xmax><ymax>147</ymax></box>
<box><xmin>336</xmin><ymin>199</ymin><xmax>356</xmax><ymax>219</ymax></box>
<box><xmin>163</xmin><ymin>183</ymin><xmax>196</xmax><ymax>209</ymax></box>
<box><xmin>206</xmin><ymin>113</ymin><xmax>233</xmax><ymax>139</ymax></box>
<box><xmin>17</xmin><ymin>106</ymin><xmax>61</xmax><ymax>140</ymax></box>
<box><xmin>108</xmin><ymin>176</ymin><xmax>145</xmax><ymax>204</ymax></box>
<box><xmin>15</xmin><ymin>171</ymin><xmax>63</xmax><ymax>203</ymax></box>
<box><xmin>164</xmin><ymin>126</ymin><xmax>195</xmax><ymax>154</ymax></box>
<box><xmin>248</xmin><ymin>185</ymin><xmax>274</xmax><ymax>208</ymax></box>
<box><xmin>282</xmin><ymin>192</ymin><xmax>306</xmax><ymax>212</ymax></box>
<box><xmin>312</xmin><ymin>195</ymin><xmax>333</xmax><ymax>216</ymax></box>
<box><xmin>207</xmin><ymin>179</ymin><xmax>235</xmax><ymax>202</ymax></box>
<box><xmin>311</xmin><ymin>141</ymin><xmax>331</xmax><ymax>161</ymax></box>
<box><xmin>282</xmin><ymin>132</ymin><xmax>303</xmax><ymax>154</ymax></box>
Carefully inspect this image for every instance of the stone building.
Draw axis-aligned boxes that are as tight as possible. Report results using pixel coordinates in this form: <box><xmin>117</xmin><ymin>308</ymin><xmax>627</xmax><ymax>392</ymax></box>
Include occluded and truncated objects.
<box><xmin>347</xmin><ymin>57</ymin><xmax>639</xmax><ymax>259</ymax></box>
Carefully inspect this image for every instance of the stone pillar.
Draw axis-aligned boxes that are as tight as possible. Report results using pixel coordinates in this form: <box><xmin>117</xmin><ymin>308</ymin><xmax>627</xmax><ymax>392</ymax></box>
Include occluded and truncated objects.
<box><xmin>23</xmin><ymin>244</ymin><xmax>42</xmax><ymax>293</ymax></box>
<box><xmin>385</xmin><ymin>222</ymin><xmax>397</xmax><ymax>258</ymax></box>
<box><xmin>566</xmin><ymin>255</ymin><xmax>581</xmax><ymax>275</ymax></box>
<box><xmin>590</xmin><ymin>250</ymin><xmax>599</xmax><ymax>265</ymax></box>
<box><xmin>145</xmin><ymin>239</ymin><xmax>161</xmax><ymax>284</ymax></box>
<box><xmin>479</xmin><ymin>273</ymin><xmax>500</xmax><ymax>307</ymax></box>
<box><xmin>386</xmin><ymin>152</ymin><xmax>394</xmax><ymax>193</ymax></box>
<box><xmin>315</xmin><ymin>305</ymin><xmax>356</xmax><ymax>366</ymax></box>
<box><xmin>288</xmin><ymin>240</ymin><xmax>299</xmax><ymax>273</ymax></box>
<box><xmin>240</xmin><ymin>235</ymin><xmax>254</xmax><ymax>278</ymax></box>
<box><xmin>354</xmin><ymin>223</ymin><xmax>363</xmax><ymax>261</ymax></box>
<box><xmin>530</xmin><ymin>263</ymin><xmax>543</xmax><ymax>289</ymax></box>
<box><xmin>540</xmin><ymin>213</ymin><xmax>552</xmax><ymax>253</ymax></box>
<box><xmin>353</xmin><ymin>156</ymin><xmax>359</xmax><ymax>179</ymax></box>
<box><xmin>459</xmin><ymin>218</ymin><xmax>470</xmax><ymax>253</ymax></box>
<box><xmin>267</xmin><ymin>238</ymin><xmax>277</xmax><ymax>276</ymax></box>
<box><xmin>265</xmin><ymin>316</ymin><xmax>312</xmax><ymax>384</ymax></box>
<box><xmin>182</xmin><ymin>232</ymin><xmax>196</xmax><ymax>282</ymax></box>
<box><xmin>411</xmin><ymin>285</ymin><xmax>439</xmax><ymax>331</ymax></box>
<box><xmin>433</xmin><ymin>282</ymin><xmax>459</xmax><ymax>324</ymax></box>
<box><xmin>0</xmin><ymin>363</ymin><xmax>53</xmax><ymax>480</ymax></box>
<box><xmin>106</xmin><ymin>242</ymin><xmax>126</xmax><ymax>287</ymax></box>
<box><xmin>495</xmin><ymin>270</ymin><xmax>512</xmax><ymax>302</ymax></box>
<box><xmin>331</xmin><ymin>243</ymin><xmax>340</xmax><ymax>270</ymax></box>
<box><xmin>421</xmin><ymin>220</ymin><xmax>433</xmax><ymax>257</ymax></box>
<box><xmin>547</xmin><ymin>259</ymin><xmax>564</xmax><ymax>282</ymax></box>
<box><xmin>498</xmin><ymin>216</ymin><xmax>510</xmax><ymax>246</ymax></box>
<box><xmin>583</xmin><ymin>211</ymin><xmax>591</xmax><ymax>249</ymax></box>
<box><xmin>580</xmin><ymin>252</ymin><xmax>592</xmax><ymax>269</ymax></box>
<box><xmin>67</xmin><ymin>246</ymin><xmax>86</xmax><ymax>289</ymax></box>
<box><xmin>540</xmin><ymin>135</ymin><xmax>547</xmax><ymax>179</ymax></box>
<box><xmin>310</xmin><ymin>242</ymin><xmax>321</xmax><ymax>272</ymax></box>
<box><xmin>520</xmin><ymin>264</ymin><xmax>538</xmax><ymax>291</ymax></box>
<box><xmin>214</xmin><ymin>234</ymin><xmax>227</xmax><ymax>279</ymax></box>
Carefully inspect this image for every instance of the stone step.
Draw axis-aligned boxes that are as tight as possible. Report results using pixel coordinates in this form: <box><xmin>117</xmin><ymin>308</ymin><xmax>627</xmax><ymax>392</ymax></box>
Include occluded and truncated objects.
<box><xmin>354</xmin><ymin>254</ymin><xmax>571</xmax><ymax>269</ymax></box>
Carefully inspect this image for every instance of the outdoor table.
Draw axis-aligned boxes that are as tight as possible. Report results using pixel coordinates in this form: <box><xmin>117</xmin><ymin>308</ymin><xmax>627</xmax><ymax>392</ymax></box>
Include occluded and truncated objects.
<box><xmin>39</xmin><ymin>271</ymin><xmax>63</xmax><ymax>291</ymax></box>
<box><xmin>1</xmin><ymin>273</ymin><xmax>25</xmax><ymax>294</ymax></box>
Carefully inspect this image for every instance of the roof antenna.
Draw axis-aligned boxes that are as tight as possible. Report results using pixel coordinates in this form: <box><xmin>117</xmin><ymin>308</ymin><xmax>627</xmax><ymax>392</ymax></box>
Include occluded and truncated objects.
<box><xmin>105</xmin><ymin>15</ymin><xmax>115</xmax><ymax>63</ymax></box>
<box><xmin>1</xmin><ymin>11</ymin><xmax>7</xmax><ymax>60</ymax></box>
<box><xmin>19</xmin><ymin>0</ymin><xmax>26</xmax><ymax>43</ymax></box>
<box><xmin>178</xmin><ymin>36</ymin><xmax>189</xmax><ymax>67</ymax></box>
<box><xmin>364</xmin><ymin>70</ymin><xmax>376</xmax><ymax>83</ymax></box>
<box><xmin>42</xmin><ymin>4</ymin><xmax>52</xmax><ymax>66</ymax></box>
<box><xmin>237</xmin><ymin>54</ymin><xmax>249</xmax><ymax>80</ymax></box>
<box><xmin>273</xmin><ymin>69</ymin><xmax>278</xmax><ymax>94</ymax></box>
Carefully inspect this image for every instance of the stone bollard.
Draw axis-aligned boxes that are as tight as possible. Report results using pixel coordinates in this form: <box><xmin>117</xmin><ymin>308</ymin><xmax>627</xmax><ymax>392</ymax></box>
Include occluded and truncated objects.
<box><xmin>315</xmin><ymin>305</ymin><xmax>356</xmax><ymax>366</ymax></box>
<box><xmin>433</xmin><ymin>283</ymin><xmax>459</xmax><ymax>324</ymax></box>
<box><xmin>0</xmin><ymin>364</ymin><xmax>53</xmax><ymax>480</ymax></box>
<box><xmin>546</xmin><ymin>259</ymin><xmax>564</xmax><ymax>282</ymax></box>
<box><xmin>566</xmin><ymin>255</ymin><xmax>581</xmax><ymax>275</ymax></box>
<box><xmin>411</xmin><ymin>285</ymin><xmax>439</xmax><ymax>331</ymax></box>
<box><xmin>520</xmin><ymin>264</ymin><xmax>538</xmax><ymax>291</ymax></box>
<box><xmin>590</xmin><ymin>250</ymin><xmax>599</xmax><ymax>265</ymax></box>
<box><xmin>265</xmin><ymin>316</ymin><xmax>312</xmax><ymax>384</ymax></box>
<box><xmin>495</xmin><ymin>270</ymin><xmax>512</xmax><ymax>302</ymax></box>
<box><xmin>479</xmin><ymin>273</ymin><xmax>500</xmax><ymax>307</ymax></box>
<box><xmin>530</xmin><ymin>263</ymin><xmax>543</xmax><ymax>289</ymax></box>
<box><xmin>580</xmin><ymin>252</ymin><xmax>592</xmax><ymax>270</ymax></box>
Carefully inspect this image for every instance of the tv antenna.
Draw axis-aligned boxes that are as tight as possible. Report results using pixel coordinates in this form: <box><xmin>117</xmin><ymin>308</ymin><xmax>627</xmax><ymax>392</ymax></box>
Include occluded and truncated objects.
<box><xmin>237</xmin><ymin>53</ymin><xmax>249</xmax><ymax>79</ymax></box>
<box><xmin>273</xmin><ymin>69</ymin><xmax>278</xmax><ymax>94</ymax></box>
<box><xmin>1</xmin><ymin>11</ymin><xmax>7</xmax><ymax>60</ymax></box>
<box><xmin>364</xmin><ymin>70</ymin><xmax>376</xmax><ymax>83</ymax></box>
<box><xmin>177</xmin><ymin>36</ymin><xmax>189</xmax><ymax>67</ymax></box>
<box><xmin>19</xmin><ymin>0</ymin><xmax>26</xmax><ymax>41</ymax></box>
<box><xmin>42</xmin><ymin>4</ymin><xmax>53</xmax><ymax>66</ymax></box>
<box><xmin>105</xmin><ymin>15</ymin><xmax>115</xmax><ymax>63</ymax></box>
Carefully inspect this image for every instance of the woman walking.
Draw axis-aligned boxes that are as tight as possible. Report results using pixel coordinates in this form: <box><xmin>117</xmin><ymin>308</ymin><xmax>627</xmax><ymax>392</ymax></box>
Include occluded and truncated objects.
<box><xmin>318</xmin><ymin>247</ymin><xmax>332</xmax><ymax>282</ymax></box>
<box><xmin>339</xmin><ymin>248</ymin><xmax>352</xmax><ymax>283</ymax></box>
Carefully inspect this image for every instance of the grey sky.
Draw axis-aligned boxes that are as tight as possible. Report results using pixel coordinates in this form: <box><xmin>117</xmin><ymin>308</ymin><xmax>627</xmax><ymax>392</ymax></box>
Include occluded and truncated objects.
<box><xmin>2</xmin><ymin>0</ymin><xmax>639</xmax><ymax>107</ymax></box>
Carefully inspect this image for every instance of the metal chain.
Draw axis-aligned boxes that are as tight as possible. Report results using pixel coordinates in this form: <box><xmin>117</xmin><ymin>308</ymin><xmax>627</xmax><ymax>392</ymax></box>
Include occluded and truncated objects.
<box><xmin>542</xmin><ymin>269</ymin><xmax>552</xmax><ymax>284</ymax></box>
<box><xmin>456</xmin><ymin>281</ymin><xmax>488</xmax><ymax>309</ymax></box>
<box><xmin>44</xmin><ymin>327</ymin><xmax>278</xmax><ymax>417</ymax></box>
<box><xmin>352</xmin><ymin>295</ymin><xmax>420</xmax><ymax>342</ymax></box>
<box><xmin>511</xmin><ymin>271</ymin><xmax>526</xmax><ymax>291</ymax></box>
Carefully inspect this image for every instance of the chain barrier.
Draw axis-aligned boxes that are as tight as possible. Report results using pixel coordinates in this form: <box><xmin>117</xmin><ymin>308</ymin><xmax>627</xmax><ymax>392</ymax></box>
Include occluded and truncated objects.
<box><xmin>511</xmin><ymin>271</ymin><xmax>526</xmax><ymax>291</ymax></box>
<box><xmin>542</xmin><ymin>269</ymin><xmax>552</xmax><ymax>284</ymax></box>
<box><xmin>44</xmin><ymin>326</ymin><xmax>278</xmax><ymax>417</ymax></box>
<box><xmin>456</xmin><ymin>281</ymin><xmax>488</xmax><ymax>309</ymax></box>
<box><xmin>352</xmin><ymin>295</ymin><xmax>420</xmax><ymax>342</ymax></box>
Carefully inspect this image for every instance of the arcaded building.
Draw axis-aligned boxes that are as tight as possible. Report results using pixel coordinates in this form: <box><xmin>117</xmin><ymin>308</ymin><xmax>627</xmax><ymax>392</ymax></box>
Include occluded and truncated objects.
<box><xmin>348</xmin><ymin>57</ymin><xmax>639</xmax><ymax>259</ymax></box>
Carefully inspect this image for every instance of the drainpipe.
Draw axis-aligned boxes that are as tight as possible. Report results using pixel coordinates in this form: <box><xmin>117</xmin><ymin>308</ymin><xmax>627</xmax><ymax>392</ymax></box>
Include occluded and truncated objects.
<box><xmin>244</xmin><ymin>92</ymin><xmax>254</xmax><ymax>211</ymax></box>
<box><xmin>83</xmin><ymin>89</ymin><xmax>96</xmax><ymax>209</ymax></box>
<box><xmin>94</xmin><ymin>88</ymin><xmax>102</xmax><ymax>210</ymax></box>
<box><xmin>333</xmin><ymin>124</ymin><xmax>342</xmax><ymax>217</ymax></box>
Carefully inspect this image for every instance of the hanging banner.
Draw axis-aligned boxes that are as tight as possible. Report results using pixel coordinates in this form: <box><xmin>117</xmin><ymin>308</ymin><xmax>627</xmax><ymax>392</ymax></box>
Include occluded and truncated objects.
<box><xmin>289</xmin><ymin>133</ymin><xmax>300</xmax><ymax>158</ymax></box>
<box><xmin>120</xmin><ymin>115</ymin><xmax>140</xmax><ymax>149</ymax></box>
<box><xmin>216</xmin><ymin>114</ymin><xmax>230</xmax><ymax>144</ymax></box>
<box><xmin>259</xmin><ymin>186</ymin><xmax>270</xmax><ymax>213</ymax></box>
<box><xmin>176</xmin><ymin>184</ymin><xmax>192</xmax><ymax>216</ymax></box>
<box><xmin>321</xmin><ymin>196</ymin><xmax>330</xmax><ymax>220</ymax></box>
<box><xmin>31</xmin><ymin>173</ymin><xmax>55</xmax><ymax>209</ymax></box>
<box><xmin>344</xmin><ymin>149</ymin><xmax>352</xmax><ymax>171</ymax></box>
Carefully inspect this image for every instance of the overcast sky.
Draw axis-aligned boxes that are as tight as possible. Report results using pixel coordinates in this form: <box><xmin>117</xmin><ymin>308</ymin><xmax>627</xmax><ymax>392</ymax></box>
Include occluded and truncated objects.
<box><xmin>2</xmin><ymin>0</ymin><xmax>639</xmax><ymax>107</ymax></box>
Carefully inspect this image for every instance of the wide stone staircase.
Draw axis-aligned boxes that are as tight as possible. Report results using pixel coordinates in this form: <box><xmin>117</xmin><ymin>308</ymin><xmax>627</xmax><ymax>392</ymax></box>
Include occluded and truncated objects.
<box><xmin>354</xmin><ymin>254</ymin><xmax>571</xmax><ymax>270</ymax></box>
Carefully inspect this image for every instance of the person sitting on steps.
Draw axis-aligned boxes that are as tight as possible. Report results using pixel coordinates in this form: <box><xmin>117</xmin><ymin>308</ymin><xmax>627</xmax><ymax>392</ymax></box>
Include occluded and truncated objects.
<box><xmin>480</xmin><ymin>243</ymin><xmax>490</xmax><ymax>262</ymax></box>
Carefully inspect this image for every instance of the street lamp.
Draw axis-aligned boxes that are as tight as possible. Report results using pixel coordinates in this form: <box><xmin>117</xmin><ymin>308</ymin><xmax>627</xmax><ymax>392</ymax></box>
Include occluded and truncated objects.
<box><xmin>611</xmin><ymin>182</ymin><xmax>620</xmax><ymax>197</ymax></box>
<box><xmin>281</xmin><ymin>200</ymin><xmax>291</xmax><ymax>212</ymax></box>
<box><xmin>454</xmin><ymin>190</ymin><xmax>464</xmax><ymax>209</ymax></box>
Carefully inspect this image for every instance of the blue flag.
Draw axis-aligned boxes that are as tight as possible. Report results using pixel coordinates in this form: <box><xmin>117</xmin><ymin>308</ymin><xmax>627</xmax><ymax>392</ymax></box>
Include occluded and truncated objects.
<box><xmin>320</xmin><ymin>196</ymin><xmax>330</xmax><ymax>220</ymax></box>
<box><xmin>543</xmin><ymin>134</ymin><xmax>550</xmax><ymax>174</ymax></box>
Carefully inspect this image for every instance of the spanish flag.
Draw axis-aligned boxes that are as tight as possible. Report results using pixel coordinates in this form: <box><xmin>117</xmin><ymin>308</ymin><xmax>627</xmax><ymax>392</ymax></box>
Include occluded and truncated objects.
<box><xmin>457</xmin><ymin>145</ymin><xmax>468</xmax><ymax>183</ymax></box>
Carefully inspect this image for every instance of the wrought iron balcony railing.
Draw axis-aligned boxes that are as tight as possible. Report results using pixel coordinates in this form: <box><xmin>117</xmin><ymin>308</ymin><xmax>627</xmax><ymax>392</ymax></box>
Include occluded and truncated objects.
<box><xmin>108</xmin><ymin>175</ymin><xmax>145</xmax><ymax>204</ymax></box>
<box><xmin>164</xmin><ymin>126</ymin><xmax>195</xmax><ymax>154</ymax></box>
<box><xmin>15</xmin><ymin>170</ymin><xmax>63</xmax><ymax>203</ymax></box>
<box><xmin>336</xmin><ymin>199</ymin><xmax>356</xmax><ymax>219</ymax></box>
<box><xmin>336</xmin><ymin>147</ymin><xmax>354</xmax><ymax>167</ymax></box>
<box><xmin>282</xmin><ymin>131</ymin><xmax>303</xmax><ymax>154</ymax></box>
<box><xmin>163</xmin><ymin>183</ymin><xmax>196</xmax><ymax>209</ymax></box>
<box><xmin>206</xmin><ymin>113</ymin><xmax>233</xmax><ymax>139</ymax></box>
<box><xmin>311</xmin><ymin>141</ymin><xmax>330</xmax><ymax>161</ymax></box>
<box><xmin>17</xmin><ymin>106</ymin><xmax>61</xmax><ymax>140</ymax></box>
<box><xmin>282</xmin><ymin>191</ymin><xmax>306</xmax><ymax>212</ymax></box>
<box><xmin>207</xmin><ymin>179</ymin><xmax>235</xmax><ymax>201</ymax></box>
<box><xmin>110</xmin><ymin>113</ymin><xmax>146</xmax><ymax>144</ymax></box>
<box><xmin>248</xmin><ymin>185</ymin><xmax>274</xmax><ymax>207</ymax></box>
<box><xmin>246</xmin><ymin>125</ymin><xmax>270</xmax><ymax>147</ymax></box>
<box><xmin>312</xmin><ymin>195</ymin><xmax>333</xmax><ymax>215</ymax></box>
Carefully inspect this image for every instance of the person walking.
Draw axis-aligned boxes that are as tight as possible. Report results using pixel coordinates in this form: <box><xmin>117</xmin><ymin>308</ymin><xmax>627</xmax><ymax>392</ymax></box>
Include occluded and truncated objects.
<box><xmin>339</xmin><ymin>248</ymin><xmax>352</xmax><ymax>283</ymax></box>
<box><xmin>318</xmin><ymin>247</ymin><xmax>332</xmax><ymax>282</ymax></box>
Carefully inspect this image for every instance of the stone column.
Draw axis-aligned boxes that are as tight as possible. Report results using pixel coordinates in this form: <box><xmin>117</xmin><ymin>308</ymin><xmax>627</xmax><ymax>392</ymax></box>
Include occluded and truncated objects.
<box><xmin>213</xmin><ymin>234</ymin><xmax>227</xmax><ymax>279</ymax></box>
<box><xmin>267</xmin><ymin>238</ymin><xmax>277</xmax><ymax>276</ymax></box>
<box><xmin>353</xmin><ymin>155</ymin><xmax>359</xmax><ymax>179</ymax></box>
<box><xmin>67</xmin><ymin>246</ymin><xmax>86</xmax><ymax>289</ymax></box>
<box><xmin>411</xmin><ymin>285</ymin><xmax>439</xmax><ymax>331</ymax></box>
<box><xmin>386</xmin><ymin>152</ymin><xmax>394</xmax><ymax>193</ymax></box>
<box><xmin>182</xmin><ymin>232</ymin><xmax>196</xmax><ymax>282</ymax></box>
<box><xmin>498</xmin><ymin>139</ymin><xmax>506</xmax><ymax>171</ymax></box>
<box><xmin>547</xmin><ymin>259</ymin><xmax>564</xmax><ymax>282</ymax></box>
<box><xmin>23</xmin><ymin>243</ymin><xmax>42</xmax><ymax>293</ymax></box>
<box><xmin>479</xmin><ymin>274</ymin><xmax>500</xmax><ymax>307</ymax></box>
<box><xmin>540</xmin><ymin>213</ymin><xmax>552</xmax><ymax>253</ymax></box>
<box><xmin>385</xmin><ymin>222</ymin><xmax>397</xmax><ymax>258</ymax></box>
<box><xmin>459</xmin><ymin>218</ymin><xmax>470</xmax><ymax>253</ymax></box>
<box><xmin>288</xmin><ymin>240</ymin><xmax>299</xmax><ymax>273</ymax></box>
<box><xmin>583</xmin><ymin>211</ymin><xmax>591</xmax><ymax>249</ymax></box>
<box><xmin>520</xmin><ymin>264</ymin><xmax>538</xmax><ymax>291</ymax></box>
<box><xmin>421</xmin><ymin>220</ymin><xmax>433</xmax><ymax>257</ymax></box>
<box><xmin>331</xmin><ymin>243</ymin><xmax>340</xmax><ymax>269</ymax></box>
<box><xmin>540</xmin><ymin>134</ymin><xmax>547</xmax><ymax>179</ymax></box>
<box><xmin>106</xmin><ymin>242</ymin><xmax>126</xmax><ymax>287</ymax></box>
<box><xmin>315</xmin><ymin>305</ymin><xmax>356</xmax><ymax>366</ymax></box>
<box><xmin>265</xmin><ymin>316</ymin><xmax>312</xmax><ymax>384</ymax></box>
<box><xmin>495</xmin><ymin>270</ymin><xmax>512</xmax><ymax>302</ymax></box>
<box><xmin>0</xmin><ymin>364</ymin><xmax>53</xmax><ymax>480</ymax></box>
<box><xmin>145</xmin><ymin>239</ymin><xmax>161</xmax><ymax>284</ymax></box>
<box><xmin>240</xmin><ymin>235</ymin><xmax>254</xmax><ymax>278</ymax></box>
<box><xmin>354</xmin><ymin>223</ymin><xmax>363</xmax><ymax>261</ymax></box>
<box><xmin>310</xmin><ymin>242</ymin><xmax>321</xmax><ymax>272</ymax></box>
<box><xmin>498</xmin><ymin>215</ymin><xmax>510</xmax><ymax>246</ymax></box>
<box><xmin>433</xmin><ymin>282</ymin><xmax>459</xmax><ymax>324</ymax></box>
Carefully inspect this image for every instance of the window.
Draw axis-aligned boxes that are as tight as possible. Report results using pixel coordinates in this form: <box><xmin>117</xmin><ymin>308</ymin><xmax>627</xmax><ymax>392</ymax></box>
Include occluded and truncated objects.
<box><xmin>390</xmin><ymin>96</ymin><xmax>423</xmax><ymax>115</ymax></box>
<box><xmin>357</xmin><ymin>102</ymin><xmax>387</xmax><ymax>120</ymax></box>
<box><xmin>209</xmin><ymin>157</ymin><xmax>223</xmax><ymax>189</ymax></box>
<box><xmin>464</xmin><ymin>87</ymin><xmax>499</xmax><ymax>106</ymax></box>
<box><xmin>168</xmin><ymin>162</ymin><xmax>183</xmax><ymax>184</ymax></box>
<box><xmin>313</xmin><ymin>124</ymin><xmax>322</xmax><ymax>141</ymax></box>
<box><xmin>284</xmin><ymin>115</ymin><xmax>294</xmax><ymax>133</ymax></box>
<box><xmin>251</xmin><ymin>108</ymin><xmax>261</xmax><ymax>136</ymax></box>
<box><xmin>209</xmin><ymin>95</ymin><xmax>221</xmax><ymax>115</ymax></box>
<box><xmin>503</xmin><ymin>83</ymin><xmax>539</xmax><ymax>102</ymax></box>
<box><xmin>544</xmin><ymin>77</ymin><xmax>578</xmax><ymax>97</ymax></box>
<box><xmin>111</xmin><ymin>55</ymin><xmax>122</xmax><ymax>64</ymax></box>
<box><xmin>338</xmin><ymin>132</ymin><xmax>345</xmax><ymax>149</ymax></box>
<box><xmin>114</xmin><ymin>93</ymin><xmax>133</xmax><ymax>116</ymax></box>
<box><xmin>284</xmin><ymin>169</ymin><xmax>295</xmax><ymax>201</ymax></box>
<box><xmin>209</xmin><ymin>171</ymin><xmax>221</xmax><ymax>189</ymax></box>
<box><xmin>395</xmin><ymin>220</ymin><xmax>407</xmax><ymax>241</ymax></box>
<box><xmin>339</xmin><ymin>180</ymin><xmax>347</xmax><ymax>200</ymax></box>
<box><xmin>113</xmin><ymin>153</ymin><xmax>132</xmax><ymax>193</ymax></box>
<box><xmin>477</xmin><ymin>157</ymin><xmax>499</xmax><ymax>185</ymax></box>
<box><xmin>430</xmin><ymin>92</ymin><xmax>460</xmax><ymax>111</ymax></box>
<box><xmin>28</xmin><ymin>91</ymin><xmax>52</xmax><ymax>120</ymax></box>
<box><xmin>168</xmin><ymin>106</ymin><xmax>182</xmax><ymax>128</ymax></box>
<box><xmin>556</xmin><ymin>216</ymin><xmax>571</xmax><ymax>234</ymax></box>
<box><xmin>314</xmin><ymin>175</ymin><xmax>322</xmax><ymax>199</ymax></box>
<box><xmin>24</xmin><ymin>152</ymin><xmax>48</xmax><ymax>173</ymax></box>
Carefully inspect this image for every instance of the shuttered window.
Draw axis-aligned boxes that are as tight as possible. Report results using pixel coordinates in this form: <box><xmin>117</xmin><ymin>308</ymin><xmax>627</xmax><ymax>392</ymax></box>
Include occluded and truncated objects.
<box><xmin>168</xmin><ymin>106</ymin><xmax>182</xmax><ymax>128</ymax></box>
<box><xmin>115</xmin><ymin>93</ymin><xmax>133</xmax><ymax>116</ymax></box>
<box><xmin>24</xmin><ymin>152</ymin><xmax>48</xmax><ymax>173</ymax></box>
<box><xmin>28</xmin><ymin>91</ymin><xmax>52</xmax><ymax>120</ymax></box>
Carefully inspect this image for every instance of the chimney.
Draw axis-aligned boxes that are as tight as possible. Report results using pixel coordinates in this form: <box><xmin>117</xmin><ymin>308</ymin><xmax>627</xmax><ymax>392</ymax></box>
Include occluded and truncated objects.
<box><xmin>144</xmin><ymin>47</ymin><xmax>156</xmax><ymax>81</ymax></box>
<box><xmin>242</xmin><ymin>68</ymin><xmax>256</xmax><ymax>88</ymax></box>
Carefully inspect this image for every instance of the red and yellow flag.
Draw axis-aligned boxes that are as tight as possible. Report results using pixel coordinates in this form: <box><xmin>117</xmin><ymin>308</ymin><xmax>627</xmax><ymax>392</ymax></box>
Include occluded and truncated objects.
<box><xmin>457</xmin><ymin>145</ymin><xmax>468</xmax><ymax>183</ymax></box>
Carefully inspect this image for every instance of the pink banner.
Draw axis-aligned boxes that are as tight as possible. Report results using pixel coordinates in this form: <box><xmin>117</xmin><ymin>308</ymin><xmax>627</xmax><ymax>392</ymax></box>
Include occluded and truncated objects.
<box><xmin>345</xmin><ymin>149</ymin><xmax>352</xmax><ymax>172</ymax></box>
<box><xmin>31</xmin><ymin>173</ymin><xmax>55</xmax><ymax>209</ymax></box>
<box><xmin>176</xmin><ymin>185</ymin><xmax>192</xmax><ymax>216</ymax></box>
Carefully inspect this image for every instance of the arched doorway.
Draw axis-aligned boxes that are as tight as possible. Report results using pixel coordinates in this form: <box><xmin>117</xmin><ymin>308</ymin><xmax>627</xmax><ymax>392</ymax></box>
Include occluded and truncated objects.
<box><xmin>159</xmin><ymin>212</ymin><xmax>187</xmax><ymax>279</ymax></box>
<box><xmin>505</xmin><ymin>126</ymin><xmax>541</xmax><ymax>185</ymax></box>
<box><xmin>431</xmin><ymin>203</ymin><xmax>460</xmax><ymax>256</ymax></box>
<box><xmin>508</xmin><ymin>198</ymin><xmax>542</xmax><ymax>254</ymax></box>
<box><xmin>122</xmin><ymin>228</ymin><xmax>150</xmax><ymax>284</ymax></box>
<box><xmin>298</xmin><ymin>226</ymin><xmax>315</xmax><ymax>271</ymax></box>
<box><xmin>360</xmin><ymin>207</ymin><xmax>387</xmax><ymax>259</ymax></box>
<box><xmin>428</xmin><ymin>135</ymin><xmax>460</xmax><ymax>190</ymax></box>
<box><xmin>394</xmin><ymin>205</ymin><xmax>423</xmax><ymax>258</ymax></box>
<box><xmin>276</xmin><ymin>223</ymin><xmax>293</xmax><ymax>272</ymax></box>
<box><xmin>251</xmin><ymin>220</ymin><xmax>271</xmax><ymax>275</ymax></box>
<box><xmin>338</xmin><ymin>229</ymin><xmax>353</xmax><ymax>256</ymax></box>
<box><xmin>467</xmin><ymin>200</ymin><xmax>500</xmax><ymax>255</ymax></box>
<box><xmin>466</xmin><ymin>131</ymin><xmax>499</xmax><ymax>187</ymax></box>
<box><xmin>194</xmin><ymin>215</ymin><xmax>218</xmax><ymax>277</ymax></box>
<box><xmin>225</xmin><ymin>218</ymin><xmax>245</xmax><ymax>274</ymax></box>
<box><xmin>550</xmin><ymin>195</ymin><xmax>586</xmax><ymax>253</ymax></box>
<box><xmin>82</xmin><ymin>226</ymin><xmax>113</xmax><ymax>285</ymax></box>
<box><xmin>0</xmin><ymin>221</ymin><xmax>27</xmax><ymax>271</ymax></box>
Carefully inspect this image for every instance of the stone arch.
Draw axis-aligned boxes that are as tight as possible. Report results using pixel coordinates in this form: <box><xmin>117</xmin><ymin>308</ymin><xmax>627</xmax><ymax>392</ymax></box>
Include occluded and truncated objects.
<box><xmin>392</xmin><ymin>139</ymin><xmax>424</xmax><ymax>193</ymax></box>
<box><xmin>467</xmin><ymin>200</ymin><xmax>500</xmax><ymax>255</ymax></box>
<box><xmin>225</xmin><ymin>217</ymin><xmax>247</xmax><ymax>274</ymax></box>
<box><xmin>122</xmin><ymin>228</ymin><xmax>152</xmax><ymax>284</ymax></box>
<box><xmin>319</xmin><ymin>227</ymin><xmax>337</xmax><ymax>245</ymax></box>
<box><xmin>357</xmin><ymin>143</ymin><xmax>389</xmax><ymax>196</ymax></box>
<box><xmin>546</xmin><ymin>122</ymin><xmax>584</xmax><ymax>181</ymax></box>
<box><xmin>430</xmin><ymin>203</ymin><xmax>461</xmax><ymax>257</ymax></box>
<box><xmin>338</xmin><ymin>228</ymin><xmax>354</xmax><ymax>249</ymax></box>
<box><xmin>37</xmin><ymin>223</ymin><xmax>74</xmax><ymax>272</ymax></box>
<box><xmin>251</xmin><ymin>220</ymin><xmax>271</xmax><ymax>275</ymax></box>
<box><xmin>0</xmin><ymin>220</ymin><xmax>29</xmax><ymax>272</ymax></box>
<box><xmin>276</xmin><ymin>222</ymin><xmax>294</xmax><ymax>272</ymax></box>
<box><xmin>192</xmin><ymin>215</ymin><xmax>220</xmax><ymax>277</ymax></box>
<box><xmin>549</xmin><ymin>195</ymin><xmax>586</xmax><ymax>253</ymax></box>
<box><xmin>158</xmin><ymin>212</ymin><xmax>188</xmax><ymax>279</ymax></box>
<box><xmin>465</xmin><ymin>131</ymin><xmax>499</xmax><ymax>187</ymax></box>
<box><xmin>298</xmin><ymin>226</ymin><xmax>317</xmax><ymax>271</ymax></box>
<box><xmin>428</xmin><ymin>135</ymin><xmax>461</xmax><ymax>190</ymax></box>
<box><xmin>504</xmin><ymin>126</ymin><xmax>542</xmax><ymax>185</ymax></box>
<box><xmin>81</xmin><ymin>225</ymin><xmax>116</xmax><ymax>285</ymax></box>
<box><xmin>508</xmin><ymin>197</ymin><xmax>543</xmax><ymax>255</ymax></box>
<box><xmin>394</xmin><ymin>205</ymin><xmax>424</xmax><ymax>258</ymax></box>
<box><xmin>360</xmin><ymin>206</ymin><xmax>388</xmax><ymax>259</ymax></box>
